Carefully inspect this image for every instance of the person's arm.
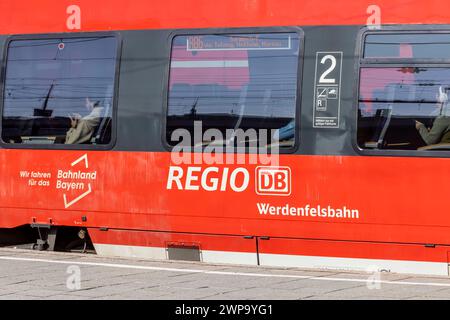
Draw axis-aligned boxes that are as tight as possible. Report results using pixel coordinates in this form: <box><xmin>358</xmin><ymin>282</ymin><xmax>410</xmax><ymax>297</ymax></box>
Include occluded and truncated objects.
<box><xmin>65</xmin><ymin>125</ymin><xmax>84</xmax><ymax>144</ymax></box>
<box><xmin>417</xmin><ymin>117</ymin><xmax>448</xmax><ymax>145</ymax></box>
<box><xmin>65</xmin><ymin>119</ymin><xmax>99</xmax><ymax>144</ymax></box>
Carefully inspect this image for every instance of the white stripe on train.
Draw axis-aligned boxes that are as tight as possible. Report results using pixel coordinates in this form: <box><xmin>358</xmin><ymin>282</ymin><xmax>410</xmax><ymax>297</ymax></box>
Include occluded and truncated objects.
<box><xmin>93</xmin><ymin>243</ymin><xmax>449</xmax><ymax>276</ymax></box>
<box><xmin>0</xmin><ymin>253</ymin><xmax>450</xmax><ymax>288</ymax></box>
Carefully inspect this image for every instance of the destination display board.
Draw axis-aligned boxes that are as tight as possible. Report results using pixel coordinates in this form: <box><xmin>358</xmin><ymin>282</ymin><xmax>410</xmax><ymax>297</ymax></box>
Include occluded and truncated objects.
<box><xmin>186</xmin><ymin>34</ymin><xmax>292</xmax><ymax>51</ymax></box>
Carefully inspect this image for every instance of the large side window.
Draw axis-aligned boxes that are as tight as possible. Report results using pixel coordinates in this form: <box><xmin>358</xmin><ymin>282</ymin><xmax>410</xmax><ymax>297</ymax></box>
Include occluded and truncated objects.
<box><xmin>358</xmin><ymin>33</ymin><xmax>450</xmax><ymax>151</ymax></box>
<box><xmin>2</xmin><ymin>36</ymin><xmax>118</xmax><ymax>146</ymax></box>
<box><xmin>166</xmin><ymin>32</ymin><xmax>300</xmax><ymax>149</ymax></box>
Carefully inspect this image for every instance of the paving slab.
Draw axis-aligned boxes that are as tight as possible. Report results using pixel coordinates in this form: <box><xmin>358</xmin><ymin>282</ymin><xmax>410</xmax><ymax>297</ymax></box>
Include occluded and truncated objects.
<box><xmin>0</xmin><ymin>248</ymin><xmax>449</xmax><ymax>300</ymax></box>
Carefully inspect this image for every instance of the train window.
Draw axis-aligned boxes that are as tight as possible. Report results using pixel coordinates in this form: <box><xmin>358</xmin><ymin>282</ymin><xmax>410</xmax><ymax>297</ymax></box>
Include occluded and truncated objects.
<box><xmin>166</xmin><ymin>33</ymin><xmax>300</xmax><ymax>149</ymax></box>
<box><xmin>358</xmin><ymin>67</ymin><xmax>450</xmax><ymax>150</ymax></box>
<box><xmin>364</xmin><ymin>34</ymin><xmax>450</xmax><ymax>60</ymax></box>
<box><xmin>2</xmin><ymin>36</ymin><xmax>118</xmax><ymax>146</ymax></box>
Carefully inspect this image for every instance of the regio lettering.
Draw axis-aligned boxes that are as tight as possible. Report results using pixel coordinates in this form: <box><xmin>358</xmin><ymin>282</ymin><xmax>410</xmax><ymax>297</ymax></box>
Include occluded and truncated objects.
<box><xmin>167</xmin><ymin>166</ymin><xmax>249</xmax><ymax>192</ymax></box>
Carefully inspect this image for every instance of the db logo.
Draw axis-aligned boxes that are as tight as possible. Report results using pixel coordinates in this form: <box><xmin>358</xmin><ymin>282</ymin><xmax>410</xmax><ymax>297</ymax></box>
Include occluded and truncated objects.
<box><xmin>255</xmin><ymin>166</ymin><xmax>291</xmax><ymax>196</ymax></box>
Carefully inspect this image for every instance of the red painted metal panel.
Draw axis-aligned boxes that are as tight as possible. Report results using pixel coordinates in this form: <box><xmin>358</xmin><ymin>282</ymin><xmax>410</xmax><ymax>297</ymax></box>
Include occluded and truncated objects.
<box><xmin>88</xmin><ymin>228</ymin><xmax>257</xmax><ymax>253</ymax></box>
<box><xmin>0</xmin><ymin>0</ymin><xmax>449</xmax><ymax>35</ymax></box>
<box><xmin>1</xmin><ymin>150</ymin><xmax>450</xmax><ymax>252</ymax></box>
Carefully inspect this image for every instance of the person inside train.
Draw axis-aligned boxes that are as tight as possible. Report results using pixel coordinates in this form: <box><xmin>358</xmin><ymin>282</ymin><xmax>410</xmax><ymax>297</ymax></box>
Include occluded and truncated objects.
<box><xmin>65</xmin><ymin>97</ymin><xmax>103</xmax><ymax>144</ymax></box>
<box><xmin>415</xmin><ymin>86</ymin><xmax>450</xmax><ymax>146</ymax></box>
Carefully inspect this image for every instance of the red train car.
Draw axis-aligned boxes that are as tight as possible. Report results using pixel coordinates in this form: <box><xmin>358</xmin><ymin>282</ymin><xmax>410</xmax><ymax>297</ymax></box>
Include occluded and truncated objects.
<box><xmin>1</xmin><ymin>0</ymin><xmax>450</xmax><ymax>276</ymax></box>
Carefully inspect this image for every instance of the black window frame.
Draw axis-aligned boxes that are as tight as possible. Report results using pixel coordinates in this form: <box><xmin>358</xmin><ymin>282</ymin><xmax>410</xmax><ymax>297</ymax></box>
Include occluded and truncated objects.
<box><xmin>162</xmin><ymin>26</ymin><xmax>304</xmax><ymax>155</ymax></box>
<box><xmin>354</xmin><ymin>26</ymin><xmax>450</xmax><ymax>158</ymax></box>
<box><xmin>0</xmin><ymin>31</ymin><xmax>122</xmax><ymax>151</ymax></box>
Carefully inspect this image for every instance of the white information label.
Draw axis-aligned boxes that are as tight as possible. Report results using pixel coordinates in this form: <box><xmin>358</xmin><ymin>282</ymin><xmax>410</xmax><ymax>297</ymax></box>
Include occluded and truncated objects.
<box><xmin>313</xmin><ymin>52</ymin><xmax>343</xmax><ymax>128</ymax></box>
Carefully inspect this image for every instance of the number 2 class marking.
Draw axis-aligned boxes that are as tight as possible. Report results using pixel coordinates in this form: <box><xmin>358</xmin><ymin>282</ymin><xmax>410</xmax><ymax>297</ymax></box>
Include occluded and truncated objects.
<box><xmin>319</xmin><ymin>54</ymin><xmax>337</xmax><ymax>84</ymax></box>
<box><xmin>313</xmin><ymin>52</ymin><xmax>343</xmax><ymax>129</ymax></box>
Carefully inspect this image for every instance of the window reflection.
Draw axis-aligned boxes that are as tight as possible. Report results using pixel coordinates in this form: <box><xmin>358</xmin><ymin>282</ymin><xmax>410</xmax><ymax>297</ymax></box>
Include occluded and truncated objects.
<box><xmin>166</xmin><ymin>33</ymin><xmax>300</xmax><ymax>149</ymax></box>
<box><xmin>365</xmin><ymin>34</ymin><xmax>450</xmax><ymax>59</ymax></box>
<box><xmin>358</xmin><ymin>67</ymin><xmax>450</xmax><ymax>150</ymax></box>
<box><xmin>2</xmin><ymin>37</ymin><xmax>117</xmax><ymax>145</ymax></box>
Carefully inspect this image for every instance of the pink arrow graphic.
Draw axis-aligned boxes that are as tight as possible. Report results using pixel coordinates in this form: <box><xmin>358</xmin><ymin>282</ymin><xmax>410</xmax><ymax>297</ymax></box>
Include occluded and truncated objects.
<box><xmin>63</xmin><ymin>153</ymin><xmax>92</xmax><ymax>209</ymax></box>
<box><xmin>64</xmin><ymin>183</ymin><xmax>92</xmax><ymax>209</ymax></box>
<box><xmin>71</xmin><ymin>153</ymin><xmax>89</xmax><ymax>168</ymax></box>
